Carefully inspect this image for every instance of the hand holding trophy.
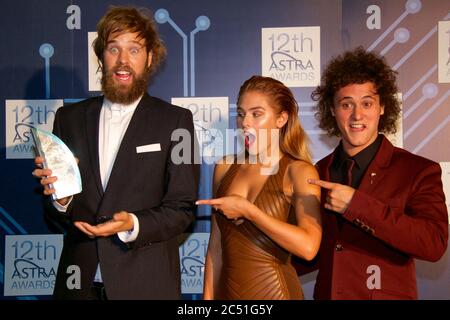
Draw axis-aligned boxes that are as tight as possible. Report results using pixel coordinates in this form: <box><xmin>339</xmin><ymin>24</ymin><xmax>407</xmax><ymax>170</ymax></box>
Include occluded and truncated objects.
<box><xmin>31</xmin><ymin>127</ymin><xmax>82</xmax><ymax>203</ymax></box>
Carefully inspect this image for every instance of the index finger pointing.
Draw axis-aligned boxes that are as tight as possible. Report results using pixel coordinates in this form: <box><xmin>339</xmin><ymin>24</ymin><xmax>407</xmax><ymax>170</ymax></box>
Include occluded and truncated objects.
<box><xmin>196</xmin><ymin>199</ymin><xmax>220</xmax><ymax>206</ymax></box>
<box><xmin>307</xmin><ymin>179</ymin><xmax>335</xmax><ymax>190</ymax></box>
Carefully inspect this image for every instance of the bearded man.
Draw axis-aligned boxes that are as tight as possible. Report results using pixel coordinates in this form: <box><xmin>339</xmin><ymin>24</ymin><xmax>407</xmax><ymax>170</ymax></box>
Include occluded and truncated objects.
<box><xmin>32</xmin><ymin>6</ymin><xmax>199</xmax><ymax>300</ymax></box>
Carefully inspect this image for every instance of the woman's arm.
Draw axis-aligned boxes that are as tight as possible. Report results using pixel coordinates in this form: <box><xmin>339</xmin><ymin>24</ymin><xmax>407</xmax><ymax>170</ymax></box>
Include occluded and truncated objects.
<box><xmin>245</xmin><ymin>161</ymin><xmax>322</xmax><ymax>260</ymax></box>
<box><xmin>199</xmin><ymin>161</ymin><xmax>322</xmax><ymax>261</ymax></box>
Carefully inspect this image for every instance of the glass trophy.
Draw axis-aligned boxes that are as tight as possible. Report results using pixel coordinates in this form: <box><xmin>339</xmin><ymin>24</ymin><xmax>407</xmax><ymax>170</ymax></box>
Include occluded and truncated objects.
<box><xmin>31</xmin><ymin>127</ymin><xmax>82</xmax><ymax>200</ymax></box>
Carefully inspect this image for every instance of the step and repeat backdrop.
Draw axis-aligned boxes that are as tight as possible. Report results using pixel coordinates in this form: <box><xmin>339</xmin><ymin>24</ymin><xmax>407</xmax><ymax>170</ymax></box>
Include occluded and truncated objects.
<box><xmin>0</xmin><ymin>0</ymin><xmax>449</xmax><ymax>299</ymax></box>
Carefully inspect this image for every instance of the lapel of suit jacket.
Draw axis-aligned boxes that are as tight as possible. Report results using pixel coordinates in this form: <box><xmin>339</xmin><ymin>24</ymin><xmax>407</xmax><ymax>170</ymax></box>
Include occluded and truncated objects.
<box><xmin>321</xmin><ymin>137</ymin><xmax>394</xmax><ymax>244</ymax></box>
<box><xmin>85</xmin><ymin>97</ymin><xmax>104</xmax><ymax>198</ymax></box>
<box><xmin>355</xmin><ymin>135</ymin><xmax>394</xmax><ymax>194</ymax></box>
<box><xmin>339</xmin><ymin>135</ymin><xmax>394</xmax><ymax>243</ymax></box>
<box><xmin>102</xmin><ymin>94</ymin><xmax>156</xmax><ymax>199</ymax></box>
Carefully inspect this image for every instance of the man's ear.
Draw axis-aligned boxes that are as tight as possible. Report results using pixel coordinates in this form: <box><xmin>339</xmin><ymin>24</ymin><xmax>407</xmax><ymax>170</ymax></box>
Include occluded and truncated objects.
<box><xmin>147</xmin><ymin>50</ymin><xmax>153</xmax><ymax>68</ymax></box>
<box><xmin>277</xmin><ymin>111</ymin><xmax>289</xmax><ymax>128</ymax></box>
<box><xmin>380</xmin><ymin>104</ymin><xmax>385</xmax><ymax>115</ymax></box>
<box><xmin>330</xmin><ymin>107</ymin><xmax>335</xmax><ymax>117</ymax></box>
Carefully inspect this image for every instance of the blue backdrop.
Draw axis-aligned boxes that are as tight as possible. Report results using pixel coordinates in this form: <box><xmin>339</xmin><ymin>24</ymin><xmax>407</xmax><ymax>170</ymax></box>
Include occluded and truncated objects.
<box><xmin>1</xmin><ymin>0</ymin><xmax>449</xmax><ymax>299</ymax></box>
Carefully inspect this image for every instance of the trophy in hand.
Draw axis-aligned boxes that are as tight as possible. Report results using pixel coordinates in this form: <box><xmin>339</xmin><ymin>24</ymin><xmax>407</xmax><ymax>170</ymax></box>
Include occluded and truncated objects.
<box><xmin>31</xmin><ymin>127</ymin><xmax>82</xmax><ymax>200</ymax></box>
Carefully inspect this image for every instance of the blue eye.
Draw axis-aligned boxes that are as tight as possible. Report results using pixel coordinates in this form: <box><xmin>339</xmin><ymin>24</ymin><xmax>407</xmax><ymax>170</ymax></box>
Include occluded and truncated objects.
<box><xmin>130</xmin><ymin>48</ymin><xmax>139</xmax><ymax>55</ymax></box>
<box><xmin>108</xmin><ymin>47</ymin><xmax>119</xmax><ymax>54</ymax></box>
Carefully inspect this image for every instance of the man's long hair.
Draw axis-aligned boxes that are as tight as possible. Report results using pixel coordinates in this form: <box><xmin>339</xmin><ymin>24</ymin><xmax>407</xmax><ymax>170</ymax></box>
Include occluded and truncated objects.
<box><xmin>93</xmin><ymin>6</ymin><xmax>166</xmax><ymax>75</ymax></box>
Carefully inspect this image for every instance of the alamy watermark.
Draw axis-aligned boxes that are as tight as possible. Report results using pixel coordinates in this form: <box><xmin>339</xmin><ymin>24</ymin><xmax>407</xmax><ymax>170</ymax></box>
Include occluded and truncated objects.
<box><xmin>172</xmin><ymin>128</ymin><xmax>281</xmax><ymax>175</ymax></box>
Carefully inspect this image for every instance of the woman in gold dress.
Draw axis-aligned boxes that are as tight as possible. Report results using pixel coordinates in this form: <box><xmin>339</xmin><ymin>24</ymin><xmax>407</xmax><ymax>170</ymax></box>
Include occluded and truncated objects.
<box><xmin>197</xmin><ymin>75</ymin><xmax>322</xmax><ymax>300</ymax></box>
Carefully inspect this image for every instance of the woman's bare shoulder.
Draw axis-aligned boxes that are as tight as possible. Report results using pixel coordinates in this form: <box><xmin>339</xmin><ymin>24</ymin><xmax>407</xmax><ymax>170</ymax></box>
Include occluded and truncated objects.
<box><xmin>286</xmin><ymin>159</ymin><xmax>319</xmax><ymax>179</ymax></box>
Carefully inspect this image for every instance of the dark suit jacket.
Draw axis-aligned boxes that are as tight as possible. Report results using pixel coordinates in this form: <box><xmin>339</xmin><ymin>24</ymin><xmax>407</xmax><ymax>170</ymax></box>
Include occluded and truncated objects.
<box><xmin>296</xmin><ymin>136</ymin><xmax>448</xmax><ymax>299</ymax></box>
<box><xmin>46</xmin><ymin>94</ymin><xmax>199</xmax><ymax>299</ymax></box>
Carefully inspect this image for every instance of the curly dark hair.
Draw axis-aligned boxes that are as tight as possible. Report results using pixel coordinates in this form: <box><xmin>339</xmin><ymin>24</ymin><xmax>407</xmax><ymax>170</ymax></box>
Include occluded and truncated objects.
<box><xmin>311</xmin><ymin>47</ymin><xmax>401</xmax><ymax>136</ymax></box>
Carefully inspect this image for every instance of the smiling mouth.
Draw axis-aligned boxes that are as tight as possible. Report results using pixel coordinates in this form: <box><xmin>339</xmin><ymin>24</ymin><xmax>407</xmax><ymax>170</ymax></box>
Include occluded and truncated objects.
<box><xmin>349</xmin><ymin>124</ymin><xmax>366</xmax><ymax>131</ymax></box>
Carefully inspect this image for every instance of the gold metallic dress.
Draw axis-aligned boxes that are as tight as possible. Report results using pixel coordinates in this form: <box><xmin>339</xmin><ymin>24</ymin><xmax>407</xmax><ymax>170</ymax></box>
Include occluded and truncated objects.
<box><xmin>214</xmin><ymin>156</ymin><xmax>303</xmax><ymax>300</ymax></box>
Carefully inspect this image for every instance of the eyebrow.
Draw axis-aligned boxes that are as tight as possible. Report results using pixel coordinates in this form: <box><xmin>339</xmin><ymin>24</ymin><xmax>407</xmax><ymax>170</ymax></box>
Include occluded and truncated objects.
<box><xmin>337</xmin><ymin>94</ymin><xmax>376</xmax><ymax>102</ymax></box>
<box><xmin>237</xmin><ymin>106</ymin><xmax>265</xmax><ymax>112</ymax></box>
<box><xmin>106</xmin><ymin>40</ymin><xmax>145</xmax><ymax>46</ymax></box>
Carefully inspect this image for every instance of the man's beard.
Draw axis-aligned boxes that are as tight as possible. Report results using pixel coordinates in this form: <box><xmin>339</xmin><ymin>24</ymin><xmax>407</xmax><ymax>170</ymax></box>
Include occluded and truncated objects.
<box><xmin>101</xmin><ymin>64</ymin><xmax>151</xmax><ymax>105</ymax></box>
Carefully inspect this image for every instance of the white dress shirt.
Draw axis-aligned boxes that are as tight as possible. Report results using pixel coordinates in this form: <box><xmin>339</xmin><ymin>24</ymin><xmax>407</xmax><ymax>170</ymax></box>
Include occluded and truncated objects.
<box><xmin>53</xmin><ymin>96</ymin><xmax>143</xmax><ymax>282</ymax></box>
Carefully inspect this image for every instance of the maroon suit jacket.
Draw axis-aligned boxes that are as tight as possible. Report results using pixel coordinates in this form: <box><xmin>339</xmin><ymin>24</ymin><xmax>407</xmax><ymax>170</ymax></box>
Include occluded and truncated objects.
<box><xmin>297</xmin><ymin>136</ymin><xmax>448</xmax><ymax>299</ymax></box>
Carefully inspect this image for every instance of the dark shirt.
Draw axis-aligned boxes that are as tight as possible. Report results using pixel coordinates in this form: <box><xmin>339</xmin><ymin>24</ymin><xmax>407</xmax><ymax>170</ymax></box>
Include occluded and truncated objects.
<box><xmin>329</xmin><ymin>135</ymin><xmax>383</xmax><ymax>229</ymax></box>
<box><xmin>330</xmin><ymin>134</ymin><xmax>383</xmax><ymax>188</ymax></box>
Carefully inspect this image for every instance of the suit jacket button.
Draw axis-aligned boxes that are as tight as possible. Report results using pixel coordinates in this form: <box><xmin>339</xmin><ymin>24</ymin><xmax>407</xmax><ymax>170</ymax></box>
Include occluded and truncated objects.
<box><xmin>335</xmin><ymin>244</ymin><xmax>343</xmax><ymax>251</ymax></box>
